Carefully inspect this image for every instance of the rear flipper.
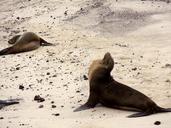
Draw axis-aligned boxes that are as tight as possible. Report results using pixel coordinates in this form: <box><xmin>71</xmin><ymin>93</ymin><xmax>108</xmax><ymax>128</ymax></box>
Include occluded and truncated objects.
<box><xmin>0</xmin><ymin>47</ymin><xmax>14</xmax><ymax>56</ymax></box>
<box><xmin>40</xmin><ymin>38</ymin><xmax>54</xmax><ymax>46</ymax></box>
<box><xmin>127</xmin><ymin>112</ymin><xmax>151</xmax><ymax>118</ymax></box>
<box><xmin>0</xmin><ymin>99</ymin><xmax>19</xmax><ymax>109</ymax></box>
<box><xmin>159</xmin><ymin>107</ymin><xmax>171</xmax><ymax>112</ymax></box>
<box><xmin>128</xmin><ymin>107</ymin><xmax>171</xmax><ymax>118</ymax></box>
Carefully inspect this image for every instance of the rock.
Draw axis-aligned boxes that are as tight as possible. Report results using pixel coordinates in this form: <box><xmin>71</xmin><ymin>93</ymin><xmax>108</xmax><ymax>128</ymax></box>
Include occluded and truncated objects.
<box><xmin>19</xmin><ymin>85</ymin><xmax>24</xmax><ymax>90</ymax></box>
<box><xmin>34</xmin><ymin>95</ymin><xmax>45</xmax><ymax>102</ymax></box>
<box><xmin>83</xmin><ymin>75</ymin><xmax>88</xmax><ymax>80</ymax></box>
<box><xmin>0</xmin><ymin>117</ymin><xmax>4</xmax><ymax>120</ymax></box>
<box><xmin>16</xmin><ymin>67</ymin><xmax>20</xmax><ymax>70</ymax></box>
<box><xmin>132</xmin><ymin>67</ymin><xmax>137</xmax><ymax>71</ymax></box>
<box><xmin>39</xmin><ymin>105</ymin><xmax>44</xmax><ymax>108</ymax></box>
<box><xmin>52</xmin><ymin>105</ymin><xmax>56</xmax><ymax>108</ymax></box>
<box><xmin>52</xmin><ymin>113</ymin><xmax>60</xmax><ymax>116</ymax></box>
<box><xmin>154</xmin><ymin>121</ymin><xmax>161</xmax><ymax>125</ymax></box>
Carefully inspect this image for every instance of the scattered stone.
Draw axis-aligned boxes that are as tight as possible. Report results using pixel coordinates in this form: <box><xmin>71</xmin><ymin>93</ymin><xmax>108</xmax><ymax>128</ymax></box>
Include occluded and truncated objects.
<box><xmin>60</xmin><ymin>60</ymin><xmax>64</xmax><ymax>63</ymax></box>
<box><xmin>52</xmin><ymin>75</ymin><xmax>57</xmax><ymax>77</ymax></box>
<box><xmin>19</xmin><ymin>85</ymin><xmax>24</xmax><ymax>90</ymax></box>
<box><xmin>16</xmin><ymin>67</ymin><xmax>20</xmax><ymax>70</ymax></box>
<box><xmin>52</xmin><ymin>113</ymin><xmax>60</xmax><ymax>116</ymax></box>
<box><xmin>132</xmin><ymin>67</ymin><xmax>137</xmax><ymax>71</ymax></box>
<box><xmin>0</xmin><ymin>117</ymin><xmax>4</xmax><ymax>120</ymax></box>
<box><xmin>39</xmin><ymin>105</ymin><xmax>44</xmax><ymax>108</ymax></box>
<box><xmin>34</xmin><ymin>95</ymin><xmax>45</xmax><ymax>102</ymax></box>
<box><xmin>166</xmin><ymin>79</ymin><xmax>171</xmax><ymax>83</ymax></box>
<box><xmin>164</xmin><ymin>64</ymin><xmax>171</xmax><ymax>68</ymax></box>
<box><xmin>154</xmin><ymin>121</ymin><xmax>161</xmax><ymax>125</ymax></box>
<box><xmin>52</xmin><ymin>105</ymin><xmax>56</xmax><ymax>108</ymax></box>
<box><xmin>76</xmin><ymin>90</ymin><xmax>80</xmax><ymax>93</ymax></box>
<box><xmin>78</xmin><ymin>100</ymin><xmax>82</xmax><ymax>103</ymax></box>
<box><xmin>64</xmin><ymin>10</ymin><xmax>68</xmax><ymax>16</ymax></box>
<box><xmin>83</xmin><ymin>75</ymin><xmax>88</xmax><ymax>80</ymax></box>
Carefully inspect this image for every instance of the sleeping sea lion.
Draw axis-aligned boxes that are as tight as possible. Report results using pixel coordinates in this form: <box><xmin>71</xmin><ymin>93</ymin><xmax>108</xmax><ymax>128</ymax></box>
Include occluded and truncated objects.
<box><xmin>0</xmin><ymin>32</ymin><xmax>53</xmax><ymax>56</ymax></box>
<box><xmin>0</xmin><ymin>99</ymin><xmax>19</xmax><ymax>109</ymax></box>
<box><xmin>74</xmin><ymin>52</ymin><xmax>171</xmax><ymax>117</ymax></box>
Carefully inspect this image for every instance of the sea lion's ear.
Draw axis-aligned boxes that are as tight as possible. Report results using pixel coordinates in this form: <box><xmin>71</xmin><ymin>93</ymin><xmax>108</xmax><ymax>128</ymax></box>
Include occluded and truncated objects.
<box><xmin>102</xmin><ymin>52</ymin><xmax>114</xmax><ymax>71</ymax></box>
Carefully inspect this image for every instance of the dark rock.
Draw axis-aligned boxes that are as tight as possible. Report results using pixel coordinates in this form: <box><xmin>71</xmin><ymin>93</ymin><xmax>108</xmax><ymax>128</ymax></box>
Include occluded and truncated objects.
<box><xmin>83</xmin><ymin>75</ymin><xmax>88</xmax><ymax>80</ymax></box>
<box><xmin>76</xmin><ymin>90</ymin><xmax>80</xmax><ymax>93</ymax></box>
<box><xmin>16</xmin><ymin>67</ymin><xmax>20</xmax><ymax>70</ymax></box>
<box><xmin>39</xmin><ymin>105</ymin><xmax>44</xmax><ymax>108</ymax></box>
<box><xmin>132</xmin><ymin>67</ymin><xmax>137</xmax><ymax>71</ymax></box>
<box><xmin>64</xmin><ymin>11</ymin><xmax>68</xmax><ymax>16</ymax></box>
<box><xmin>52</xmin><ymin>113</ymin><xmax>60</xmax><ymax>116</ymax></box>
<box><xmin>34</xmin><ymin>95</ymin><xmax>45</xmax><ymax>102</ymax></box>
<box><xmin>52</xmin><ymin>105</ymin><xmax>56</xmax><ymax>108</ymax></box>
<box><xmin>154</xmin><ymin>121</ymin><xmax>161</xmax><ymax>125</ymax></box>
<box><xmin>0</xmin><ymin>117</ymin><xmax>4</xmax><ymax>120</ymax></box>
<box><xmin>19</xmin><ymin>85</ymin><xmax>24</xmax><ymax>90</ymax></box>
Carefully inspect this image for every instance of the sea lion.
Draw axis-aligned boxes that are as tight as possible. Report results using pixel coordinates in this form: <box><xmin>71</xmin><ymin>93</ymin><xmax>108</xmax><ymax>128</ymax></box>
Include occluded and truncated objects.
<box><xmin>0</xmin><ymin>99</ymin><xmax>19</xmax><ymax>109</ymax></box>
<box><xmin>74</xmin><ymin>52</ymin><xmax>171</xmax><ymax>117</ymax></box>
<box><xmin>0</xmin><ymin>32</ymin><xmax>53</xmax><ymax>56</ymax></box>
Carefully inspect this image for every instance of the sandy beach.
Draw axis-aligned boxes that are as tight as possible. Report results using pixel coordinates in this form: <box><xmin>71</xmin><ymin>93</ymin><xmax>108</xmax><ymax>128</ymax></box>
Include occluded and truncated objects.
<box><xmin>0</xmin><ymin>0</ymin><xmax>171</xmax><ymax>127</ymax></box>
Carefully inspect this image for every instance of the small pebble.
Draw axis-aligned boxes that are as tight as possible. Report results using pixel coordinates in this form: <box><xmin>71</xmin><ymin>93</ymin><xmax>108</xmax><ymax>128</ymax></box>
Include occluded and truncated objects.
<box><xmin>52</xmin><ymin>113</ymin><xmax>60</xmax><ymax>116</ymax></box>
<box><xmin>154</xmin><ymin>121</ymin><xmax>161</xmax><ymax>125</ymax></box>
<box><xmin>19</xmin><ymin>85</ymin><xmax>24</xmax><ymax>90</ymax></box>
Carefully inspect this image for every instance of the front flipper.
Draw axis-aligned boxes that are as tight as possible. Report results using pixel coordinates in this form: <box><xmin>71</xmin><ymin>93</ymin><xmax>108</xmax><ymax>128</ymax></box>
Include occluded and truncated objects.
<box><xmin>74</xmin><ymin>89</ymin><xmax>99</xmax><ymax>112</ymax></box>
<box><xmin>74</xmin><ymin>103</ymin><xmax>93</xmax><ymax>112</ymax></box>
<box><xmin>0</xmin><ymin>99</ymin><xmax>20</xmax><ymax>109</ymax></box>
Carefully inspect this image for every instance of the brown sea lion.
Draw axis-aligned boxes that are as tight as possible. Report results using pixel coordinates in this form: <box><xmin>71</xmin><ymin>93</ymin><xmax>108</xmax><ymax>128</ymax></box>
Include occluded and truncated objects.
<box><xmin>0</xmin><ymin>99</ymin><xmax>19</xmax><ymax>109</ymax></box>
<box><xmin>0</xmin><ymin>32</ymin><xmax>53</xmax><ymax>56</ymax></box>
<box><xmin>74</xmin><ymin>52</ymin><xmax>171</xmax><ymax>117</ymax></box>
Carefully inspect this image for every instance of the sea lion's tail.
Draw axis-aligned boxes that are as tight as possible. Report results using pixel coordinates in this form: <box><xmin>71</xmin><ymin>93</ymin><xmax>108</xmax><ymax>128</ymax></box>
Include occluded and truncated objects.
<box><xmin>40</xmin><ymin>38</ymin><xmax>54</xmax><ymax>46</ymax></box>
<box><xmin>0</xmin><ymin>47</ymin><xmax>13</xmax><ymax>56</ymax></box>
<box><xmin>127</xmin><ymin>106</ymin><xmax>171</xmax><ymax>118</ymax></box>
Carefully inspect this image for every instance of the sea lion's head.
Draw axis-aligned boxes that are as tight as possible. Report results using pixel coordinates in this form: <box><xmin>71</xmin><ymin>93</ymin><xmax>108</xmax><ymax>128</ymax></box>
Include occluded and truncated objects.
<box><xmin>88</xmin><ymin>52</ymin><xmax>114</xmax><ymax>82</ymax></box>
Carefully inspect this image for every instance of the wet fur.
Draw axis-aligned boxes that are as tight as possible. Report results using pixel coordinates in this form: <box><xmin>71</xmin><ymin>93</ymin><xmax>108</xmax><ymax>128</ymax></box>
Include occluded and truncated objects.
<box><xmin>74</xmin><ymin>52</ymin><xmax>171</xmax><ymax>117</ymax></box>
<box><xmin>0</xmin><ymin>32</ymin><xmax>53</xmax><ymax>56</ymax></box>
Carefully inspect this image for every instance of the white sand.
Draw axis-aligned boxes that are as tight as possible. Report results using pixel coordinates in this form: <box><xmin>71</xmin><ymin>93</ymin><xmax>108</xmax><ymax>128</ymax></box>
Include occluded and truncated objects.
<box><xmin>0</xmin><ymin>0</ymin><xmax>171</xmax><ymax>128</ymax></box>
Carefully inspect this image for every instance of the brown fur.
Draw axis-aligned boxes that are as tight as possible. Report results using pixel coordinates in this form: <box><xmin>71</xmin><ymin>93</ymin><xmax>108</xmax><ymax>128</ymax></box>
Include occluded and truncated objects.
<box><xmin>74</xmin><ymin>52</ymin><xmax>171</xmax><ymax>117</ymax></box>
<box><xmin>0</xmin><ymin>32</ymin><xmax>53</xmax><ymax>56</ymax></box>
